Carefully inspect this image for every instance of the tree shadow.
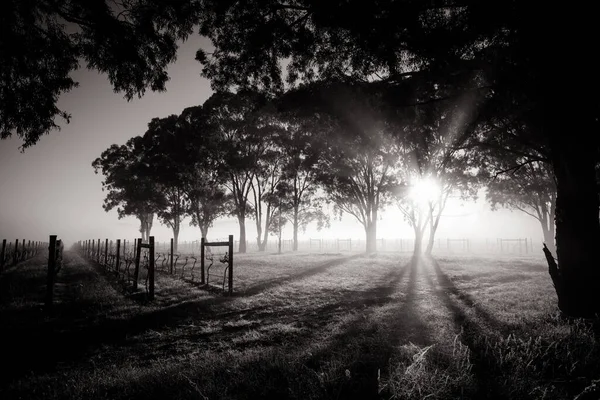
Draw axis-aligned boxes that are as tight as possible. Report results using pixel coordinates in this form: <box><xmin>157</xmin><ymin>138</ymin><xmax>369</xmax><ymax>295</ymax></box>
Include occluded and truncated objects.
<box><xmin>423</xmin><ymin>257</ymin><xmax>509</xmax><ymax>398</ymax></box>
<box><xmin>0</xmin><ymin>256</ymin><xmax>408</xmax><ymax>385</ymax></box>
<box><xmin>239</xmin><ymin>253</ymin><xmax>365</xmax><ymax>296</ymax></box>
<box><xmin>427</xmin><ymin>256</ymin><xmax>514</xmax><ymax>335</ymax></box>
<box><xmin>302</xmin><ymin>257</ymin><xmax>434</xmax><ymax>400</ymax></box>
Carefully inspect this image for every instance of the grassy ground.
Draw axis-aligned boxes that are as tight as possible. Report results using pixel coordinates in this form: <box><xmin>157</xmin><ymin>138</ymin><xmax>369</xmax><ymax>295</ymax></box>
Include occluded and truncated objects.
<box><xmin>0</xmin><ymin>250</ymin><xmax>598</xmax><ymax>400</ymax></box>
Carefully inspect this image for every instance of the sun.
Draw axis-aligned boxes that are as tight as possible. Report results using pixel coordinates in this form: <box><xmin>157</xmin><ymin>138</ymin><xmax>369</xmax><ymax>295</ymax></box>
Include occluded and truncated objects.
<box><xmin>409</xmin><ymin>177</ymin><xmax>441</xmax><ymax>206</ymax></box>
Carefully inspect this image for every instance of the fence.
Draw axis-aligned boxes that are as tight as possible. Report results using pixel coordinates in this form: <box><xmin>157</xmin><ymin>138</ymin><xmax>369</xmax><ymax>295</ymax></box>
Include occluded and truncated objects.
<box><xmin>140</xmin><ymin>237</ymin><xmax>544</xmax><ymax>256</ymax></box>
<box><xmin>0</xmin><ymin>238</ymin><xmax>47</xmax><ymax>272</ymax></box>
<box><xmin>76</xmin><ymin>236</ymin><xmax>236</xmax><ymax>300</ymax></box>
<box><xmin>220</xmin><ymin>237</ymin><xmax>540</xmax><ymax>255</ymax></box>
<box><xmin>77</xmin><ymin>238</ymin><xmax>157</xmax><ymax>298</ymax></box>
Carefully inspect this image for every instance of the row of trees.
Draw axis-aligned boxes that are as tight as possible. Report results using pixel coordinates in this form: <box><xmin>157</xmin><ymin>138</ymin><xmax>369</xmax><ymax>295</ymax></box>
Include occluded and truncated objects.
<box><xmin>94</xmin><ymin>81</ymin><xmax>559</xmax><ymax>258</ymax></box>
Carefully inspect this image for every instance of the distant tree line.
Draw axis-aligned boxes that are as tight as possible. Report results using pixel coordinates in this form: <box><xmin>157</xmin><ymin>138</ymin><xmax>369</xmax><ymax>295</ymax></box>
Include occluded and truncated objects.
<box><xmin>93</xmin><ymin>82</ymin><xmax>488</xmax><ymax>255</ymax></box>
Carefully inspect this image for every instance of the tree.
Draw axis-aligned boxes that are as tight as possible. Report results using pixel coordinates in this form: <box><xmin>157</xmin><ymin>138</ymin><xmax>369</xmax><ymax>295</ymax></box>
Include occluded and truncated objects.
<box><xmin>282</xmin><ymin>82</ymin><xmax>404</xmax><ymax>253</ymax></box>
<box><xmin>396</xmin><ymin>186</ymin><xmax>431</xmax><ymax>256</ymax></box>
<box><xmin>271</xmin><ymin>113</ymin><xmax>329</xmax><ymax>251</ymax></box>
<box><xmin>2</xmin><ymin>0</ymin><xmax>201</xmax><ymax>149</ymax></box>
<box><xmin>179</xmin><ymin>106</ymin><xmax>232</xmax><ymax>241</ymax></box>
<box><xmin>195</xmin><ymin>1</ymin><xmax>600</xmax><ymax>317</ymax></box>
<box><xmin>485</xmin><ymin>160</ymin><xmax>556</xmax><ymax>255</ymax></box>
<box><xmin>140</xmin><ymin>115</ymin><xmax>190</xmax><ymax>252</ymax></box>
<box><xmin>393</xmin><ymin>95</ymin><xmax>480</xmax><ymax>256</ymax></box>
<box><xmin>201</xmin><ymin>90</ymin><xmax>269</xmax><ymax>253</ymax></box>
<box><xmin>250</xmin><ymin>141</ymin><xmax>285</xmax><ymax>251</ymax></box>
<box><xmin>92</xmin><ymin>137</ymin><xmax>161</xmax><ymax>241</ymax></box>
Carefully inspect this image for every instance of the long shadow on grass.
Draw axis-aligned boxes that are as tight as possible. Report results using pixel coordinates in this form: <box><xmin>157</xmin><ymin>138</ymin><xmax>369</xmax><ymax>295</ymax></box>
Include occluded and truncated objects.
<box><xmin>0</xmin><ymin>254</ymin><xmax>405</xmax><ymax>385</ymax></box>
<box><xmin>424</xmin><ymin>258</ymin><xmax>509</xmax><ymax>399</ymax></box>
<box><xmin>302</xmin><ymin>257</ymin><xmax>434</xmax><ymax>400</ymax></box>
<box><xmin>428</xmin><ymin>256</ymin><xmax>514</xmax><ymax>335</ymax></box>
<box><xmin>239</xmin><ymin>253</ymin><xmax>365</xmax><ymax>297</ymax></box>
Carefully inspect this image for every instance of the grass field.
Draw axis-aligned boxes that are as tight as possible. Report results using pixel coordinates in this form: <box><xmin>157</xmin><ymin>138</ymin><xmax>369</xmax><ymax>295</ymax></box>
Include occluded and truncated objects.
<box><xmin>0</xmin><ymin>250</ymin><xmax>598</xmax><ymax>399</ymax></box>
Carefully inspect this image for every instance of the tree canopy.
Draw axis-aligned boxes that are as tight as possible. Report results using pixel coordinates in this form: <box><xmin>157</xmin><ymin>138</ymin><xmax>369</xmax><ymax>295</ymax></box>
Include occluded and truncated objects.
<box><xmin>1</xmin><ymin>0</ymin><xmax>200</xmax><ymax>149</ymax></box>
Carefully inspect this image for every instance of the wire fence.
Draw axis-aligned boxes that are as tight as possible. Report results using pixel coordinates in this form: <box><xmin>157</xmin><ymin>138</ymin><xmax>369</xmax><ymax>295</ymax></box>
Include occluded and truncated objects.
<box><xmin>0</xmin><ymin>239</ymin><xmax>47</xmax><ymax>272</ymax></box>
<box><xmin>121</xmin><ymin>237</ymin><xmax>544</xmax><ymax>255</ymax></box>
<box><xmin>76</xmin><ymin>237</ymin><xmax>235</xmax><ymax>299</ymax></box>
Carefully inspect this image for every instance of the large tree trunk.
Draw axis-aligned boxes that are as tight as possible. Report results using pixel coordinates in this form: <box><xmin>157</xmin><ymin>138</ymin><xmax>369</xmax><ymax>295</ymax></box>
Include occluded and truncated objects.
<box><xmin>413</xmin><ymin>227</ymin><xmax>424</xmax><ymax>256</ymax></box>
<box><xmin>293</xmin><ymin>206</ymin><xmax>299</xmax><ymax>251</ymax></box>
<box><xmin>536</xmin><ymin>9</ymin><xmax>600</xmax><ymax>318</ymax></box>
<box><xmin>238</xmin><ymin>214</ymin><xmax>247</xmax><ymax>253</ymax></box>
<box><xmin>548</xmin><ymin>142</ymin><xmax>600</xmax><ymax>318</ymax></box>
<box><xmin>425</xmin><ymin>207</ymin><xmax>441</xmax><ymax>256</ymax></box>
<box><xmin>365</xmin><ymin>219</ymin><xmax>377</xmax><ymax>253</ymax></box>
<box><xmin>541</xmin><ymin>223</ymin><xmax>556</xmax><ymax>256</ymax></box>
<box><xmin>172</xmin><ymin>224</ymin><xmax>180</xmax><ymax>253</ymax></box>
<box><xmin>200</xmin><ymin>224</ymin><xmax>209</xmax><ymax>242</ymax></box>
<box><xmin>259</xmin><ymin>205</ymin><xmax>271</xmax><ymax>252</ymax></box>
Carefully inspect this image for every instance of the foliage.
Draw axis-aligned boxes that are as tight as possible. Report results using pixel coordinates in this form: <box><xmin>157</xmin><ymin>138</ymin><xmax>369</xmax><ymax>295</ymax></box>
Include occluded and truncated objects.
<box><xmin>287</xmin><ymin>82</ymin><xmax>406</xmax><ymax>252</ymax></box>
<box><xmin>92</xmin><ymin>136</ymin><xmax>161</xmax><ymax>239</ymax></box>
<box><xmin>273</xmin><ymin>118</ymin><xmax>330</xmax><ymax>234</ymax></box>
<box><xmin>200</xmin><ymin>90</ymin><xmax>270</xmax><ymax>252</ymax></box>
<box><xmin>1</xmin><ymin>0</ymin><xmax>201</xmax><ymax>149</ymax></box>
<box><xmin>179</xmin><ymin>105</ymin><xmax>232</xmax><ymax>240</ymax></box>
<box><xmin>139</xmin><ymin>115</ymin><xmax>189</xmax><ymax>248</ymax></box>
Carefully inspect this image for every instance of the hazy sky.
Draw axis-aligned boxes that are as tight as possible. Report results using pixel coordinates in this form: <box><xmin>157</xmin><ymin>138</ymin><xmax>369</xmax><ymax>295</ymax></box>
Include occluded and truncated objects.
<box><xmin>0</xmin><ymin>35</ymin><xmax>544</xmax><ymax>247</ymax></box>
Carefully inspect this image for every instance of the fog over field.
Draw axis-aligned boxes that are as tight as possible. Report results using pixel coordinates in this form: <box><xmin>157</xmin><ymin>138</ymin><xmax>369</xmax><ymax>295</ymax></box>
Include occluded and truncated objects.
<box><xmin>0</xmin><ymin>34</ymin><xmax>541</xmax><ymax>247</ymax></box>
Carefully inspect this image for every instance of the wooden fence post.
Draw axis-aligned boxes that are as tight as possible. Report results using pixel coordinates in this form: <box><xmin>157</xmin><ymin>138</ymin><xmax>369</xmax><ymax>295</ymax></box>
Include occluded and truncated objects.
<box><xmin>46</xmin><ymin>235</ymin><xmax>57</xmax><ymax>310</ymax></box>
<box><xmin>96</xmin><ymin>239</ymin><xmax>100</xmax><ymax>263</ymax></box>
<box><xmin>0</xmin><ymin>239</ymin><xmax>6</xmax><ymax>272</ymax></box>
<box><xmin>200</xmin><ymin>237</ymin><xmax>205</xmax><ymax>284</ymax></box>
<box><xmin>133</xmin><ymin>238</ymin><xmax>142</xmax><ymax>291</ymax></box>
<box><xmin>104</xmin><ymin>238</ymin><xmax>109</xmax><ymax>267</ymax></box>
<box><xmin>115</xmin><ymin>239</ymin><xmax>121</xmax><ymax>275</ymax></box>
<box><xmin>148</xmin><ymin>236</ymin><xmax>155</xmax><ymax>300</ymax></box>
<box><xmin>170</xmin><ymin>238</ymin><xmax>174</xmax><ymax>274</ymax></box>
<box><xmin>13</xmin><ymin>239</ymin><xmax>19</xmax><ymax>265</ymax></box>
<box><xmin>228</xmin><ymin>235</ymin><xmax>233</xmax><ymax>296</ymax></box>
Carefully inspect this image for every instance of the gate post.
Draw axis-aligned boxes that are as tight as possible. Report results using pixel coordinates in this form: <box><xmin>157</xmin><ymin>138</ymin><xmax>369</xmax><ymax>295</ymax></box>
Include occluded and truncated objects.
<box><xmin>133</xmin><ymin>238</ymin><xmax>142</xmax><ymax>291</ymax></box>
<box><xmin>170</xmin><ymin>238</ymin><xmax>174</xmax><ymax>274</ymax></box>
<box><xmin>45</xmin><ymin>235</ymin><xmax>57</xmax><ymax>311</ymax></box>
<box><xmin>228</xmin><ymin>235</ymin><xmax>233</xmax><ymax>296</ymax></box>
<box><xmin>148</xmin><ymin>236</ymin><xmax>155</xmax><ymax>300</ymax></box>
<box><xmin>13</xmin><ymin>239</ymin><xmax>19</xmax><ymax>265</ymax></box>
<box><xmin>0</xmin><ymin>239</ymin><xmax>6</xmax><ymax>272</ymax></box>
<box><xmin>104</xmin><ymin>239</ymin><xmax>109</xmax><ymax>267</ymax></box>
<box><xmin>200</xmin><ymin>237</ymin><xmax>205</xmax><ymax>284</ymax></box>
<box><xmin>115</xmin><ymin>239</ymin><xmax>121</xmax><ymax>275</ymax></box>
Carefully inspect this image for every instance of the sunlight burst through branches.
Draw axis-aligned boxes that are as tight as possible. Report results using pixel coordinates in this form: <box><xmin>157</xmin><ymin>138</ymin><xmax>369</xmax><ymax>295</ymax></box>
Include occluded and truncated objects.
<box><xmin>409</xmin><ymin>177</ymin><xmax>441</xmax><ymax>206</ymax></box>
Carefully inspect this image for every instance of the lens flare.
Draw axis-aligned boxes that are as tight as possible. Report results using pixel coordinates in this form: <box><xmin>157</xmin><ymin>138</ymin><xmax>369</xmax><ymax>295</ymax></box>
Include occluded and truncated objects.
<box><xmin>409</xmin><ymin>178</ymin><xmax>441</xmax><ymax>206</ymax></box>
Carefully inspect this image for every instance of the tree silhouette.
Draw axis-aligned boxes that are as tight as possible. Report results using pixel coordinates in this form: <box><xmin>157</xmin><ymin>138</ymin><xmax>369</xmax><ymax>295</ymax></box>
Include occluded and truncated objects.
<box><xmin>201</xmin><ymin>90</ymin><xmax>269</xmax><ymax>253</ymax></box>
<box><xmin>281</xmin><ymin>81</ymin><xmax>405</xmax><ymax>253</ymax></box>
<box><xmin>1</xmin><ymin>0</ymin><xmax>201</xmax><ymax>149</ymax></box>
<box><xmin>92</xmin><ymin>137</ymin><xmax>161</xmax><ymax>241</ymax></box>
<box><xmin>269</xmin><ymin>111</ymin><xmax>329</xmax><ymax>251</ymax></box>
<box><xmin>179</xmin><ymin>105</ymin><xmax>232</xmax><ymax>241</ymax></box>
<box><xmin>486</xmin><ymin>160</ymin><xmax>556</xmax><ymax>255</ymax></box>
<box><xmin>140</xmin><ymin>115</ymin><xmax>190</xmax><ymax>252</ymax></box>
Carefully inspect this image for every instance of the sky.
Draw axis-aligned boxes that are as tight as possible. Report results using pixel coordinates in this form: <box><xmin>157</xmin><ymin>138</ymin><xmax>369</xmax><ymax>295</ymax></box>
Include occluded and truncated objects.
<box><xmin>0</xmin><ymin>35</ymin><xmax>544</xmax><ymax>248</ymax></box>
